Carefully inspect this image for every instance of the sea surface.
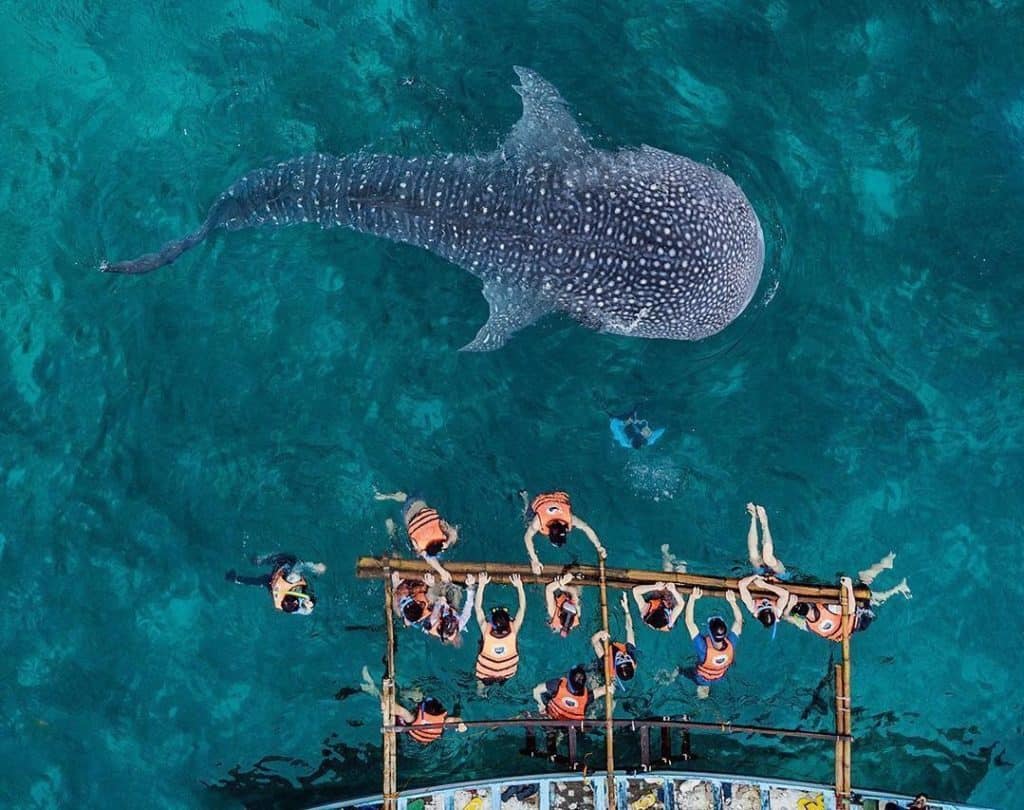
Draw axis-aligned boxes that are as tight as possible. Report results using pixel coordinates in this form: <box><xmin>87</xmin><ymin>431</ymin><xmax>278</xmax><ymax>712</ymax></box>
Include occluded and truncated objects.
<box><xmin>2</xmin><ymin>1</ymin><xmax>1023</xmax><ymax>808</ymax></box>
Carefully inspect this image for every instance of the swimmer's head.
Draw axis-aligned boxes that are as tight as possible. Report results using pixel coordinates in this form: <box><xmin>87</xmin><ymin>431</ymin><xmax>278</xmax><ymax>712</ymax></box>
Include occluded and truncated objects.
<box><xmin>708</xmin><ymin>615</ymin><xmax>728</xmax><ymax>642</ymax></box>
<box><xmin>548</xmin><ymin>520</ymin><xmax>569</xmax><ymax>547</ymax></box>
<box><xmin>567</xmin><ymin>665</ymin><xmax>588</xmax><ymax>694</ymax></box>
<box><xmin>645</xmin><ymin>604</ymin><xmax>670</xmax><ymax>629</ymax></box>
<box><xmin>423</xmin><ymin>539</ymin><xmax>445</xmax><ymax>557</ymax></box>
<box><xmin>421</xmin><ymin>697</ymin><xmax>445</xmax><ymax>716</ymax></box>
<box><xmin>792</xmin><ymin>602</ymin><xmax>811</xmax><ymax>618</ymax></box>
<box><xmin>440</xmin><ymin>611</ymin><xmax>461</xmax><ymax>642</ymax></box>
<box><xmin>401</xmin><ymin>597</ymin><xmax>426</xmax><ymax>624</ymax></box>
<box><xmin>490</xmin><ymin>608</ymin><xmax>511</xmax><ymax>637</ymax></box>
<box><xmin>756</xmin><ymin>607</ymin><xmax>777</xmax><ymax>628</ymax></box>
<box><xmin>557</xmin><ymin>599</ymin><xmax>578</xmax><ymax>637</ymax></box>
<box><xmin>614</xmin><ymin>656</ymin><xmax>636</xmax><ymax>682</ymax></box>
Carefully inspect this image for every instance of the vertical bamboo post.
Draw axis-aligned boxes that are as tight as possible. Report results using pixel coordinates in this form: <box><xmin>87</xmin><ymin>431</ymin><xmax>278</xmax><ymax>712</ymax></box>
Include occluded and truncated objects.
<box><xmin>598</xmin><ymin>558</ymin><xmax>616</xmax><ymax>806</ymax></box>
<box><xmin>382</xmin><ymin>566</ymin><xmax>398</xmax><ymax>810</ymax></box>
<box><xmin>833</xmin><ymin>579</ymin><xmax>853</xmax><ymax>810</ymax></box>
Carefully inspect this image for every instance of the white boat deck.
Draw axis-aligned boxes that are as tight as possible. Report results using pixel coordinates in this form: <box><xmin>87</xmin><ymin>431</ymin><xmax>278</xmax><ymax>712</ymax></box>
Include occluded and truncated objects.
<box><xmin>308</xmin><ymin>771</ymin><xmax>990</xmax><ymax>810</ymax></box>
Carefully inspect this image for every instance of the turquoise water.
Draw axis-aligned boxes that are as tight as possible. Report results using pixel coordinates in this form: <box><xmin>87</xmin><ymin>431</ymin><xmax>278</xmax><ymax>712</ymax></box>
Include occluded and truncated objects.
<box><xmin>2</xmin><ymin>1</ymin><xmax>1023</xmax><ymax>807</ymax></box>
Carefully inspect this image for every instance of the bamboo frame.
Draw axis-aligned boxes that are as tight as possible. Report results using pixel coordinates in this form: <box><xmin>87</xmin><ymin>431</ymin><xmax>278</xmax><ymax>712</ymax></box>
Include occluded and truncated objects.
<box><xmin>357</xmin><ymin>556</ymin><xmax>871</xmax><ymax>601</ymax></box>
<box><xmin>370</xmin><ymin>554</ymin><xmax>857</xmax><ymax>807</ymax></box>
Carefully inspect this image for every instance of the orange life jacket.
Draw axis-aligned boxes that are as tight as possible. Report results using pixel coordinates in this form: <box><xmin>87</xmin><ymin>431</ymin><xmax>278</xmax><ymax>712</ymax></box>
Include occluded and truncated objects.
<box><xmin>395</xmin><ymin>579</ymin><xmax>431</xmax><ymax>622</ymax></box>
<box><xmin>549</xmin><ymin>593</ymin><xmax>580</xmax><ymax>633</ymax></box>
<box><xmin>545</xmin><ymin>678</ymin><xmax>589</xmax><ymax>722</ymax></box>
<box><xmin>531</xmin><ymin>491</ymin><xmax>573</xmax><ymax>535</ymax></box>
<box><xmin>805</xmin><ymin>602</ymin><xmax>852</xmax><ymax>642</ymax></box>
<box><xmin>695</xmin><ymin>634</ymin><xmax>735</xmax><ymax>681</ymax></box>
<box><xmin>644</xmin><ymin>594</ymin><xmax>674</xmax><ymax>631</ymax></box>
<box><xmin>270</xmin><ymin>567</ymin><xmax>309</xmax><ymax>611</ymax></box>
<box><xmin>407</xmin><ymin>704</ymin><xmax>447</xmax><ymax>744</ymax></box>
<box><xmin>475</xmin><ymin>623</ymin><xmax>520</xmax><ymax>681</ymax></box>
<box><xmin>406</xmin><ymin>507</ymin><xmax>447</xmax><ymax>555</ymax></box>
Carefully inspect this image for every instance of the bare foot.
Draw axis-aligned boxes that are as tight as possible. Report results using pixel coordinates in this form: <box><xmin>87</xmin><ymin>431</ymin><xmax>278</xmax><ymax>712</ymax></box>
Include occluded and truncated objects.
<box><xmin>310</xmin><ymin>562</ymin><xmax>327</xmax><ymax>575</ymax></box>
<box><xmin>696</xmin><ymin>685</ymin><xmax>711</xmax><ymax>700</ymax></box>
<box><xmin>881</xmin><ymin>552</ymin><xmax>896</xmax><ymax>569</ymax></box>
<box><xmin>895</xmin><ymin>578</ymin><xmax>912</xmax><ymax>599</ymax></box>
<box><xmin>384</xmin><ymin>517</ymin><xmax>397</xmax><ymax>539</ymax></box>
<box><xmin>756</xmin><ymin>505</ymin><xmax>768</xmax><ymax>524</ymax></box>
<box><xmin>746</xmin><ymin>502</ymin><xmax>757</xmax><ymax>517</ymax></box>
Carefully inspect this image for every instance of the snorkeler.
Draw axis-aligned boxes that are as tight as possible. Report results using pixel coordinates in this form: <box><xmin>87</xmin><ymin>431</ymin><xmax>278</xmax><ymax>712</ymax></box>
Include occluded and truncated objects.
<box><xmin>226</xmin><ymin>553</ymin><xmax>324</xmax><ymax>615</ymax></box>
<box><xmin>737</xmin><ymin>573</ymin><xmax>797</xmax><ymax>631</ymax></box>
<box><xmin>375</xmin><ymin>489</ymin><xmax>459</xmax><ymax>582</ymax></box>
<box><xmin>609</xmin><ymin>408</ymin><xmax>665</xmax><ymax>449</ymax></box>
<box><xmin>474</xmin><ymin>572</ymin><xmax>526</xmax><ymax>684</ymax></box>
<box><xmin>532</xmin><ymin>664</ymin><xmax>610</xmax><ymax>721</ymax></box>
<box><xmin>590</xmin><ymin>593</ymin><xmax>640</xmax><ymax>687</ymax></box>
<box><xmin>787</xmin><ymin>554</ymin><xmax>911</xmax><ymax>641</ymax></box>
<box><xmin>682</xmin><ymin>586</ymin><xmax>743</xmax><ymax>699</ymax></box>
<box><xmin>360</xmin><ymin>671</ymin><xmax>467</xmax><ymax>745</ymax></box>
<box><xmin>520</xmin><ymin>490</ymin><xmax>606</xmax><ymax>575</ymax></box>
<box><xmin>425</xmin><ymin>574</ymin><xmax>477</xmax><ymax>646</ymax></box>
<box><xmin>391</xmin><ymin>570</ymin><xmax>437</xmax><ymax>629</ymax></box>
<box><xmin>545</xmin><ymin>573</ymin><xmax>582</xmax><ymax>638</ymax></box>
<box><xmin>631</xmin><ymin>581</ymin><xmax>685</xmax><ymax>631</ymax></box>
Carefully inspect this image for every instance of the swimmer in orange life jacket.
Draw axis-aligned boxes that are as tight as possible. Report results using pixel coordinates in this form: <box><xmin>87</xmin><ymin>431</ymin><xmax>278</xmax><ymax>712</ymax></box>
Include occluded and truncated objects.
<box><xmin>425</xmin><ymin>574</ymin><xmax>476</xmax><ymax>646</ymax></box>
<box><xmin>359</xmin><ymin>672</ymin><xmax>467</xmax><ymax>745</ymax></box>
<box><xmin>376</xmin><ymin>489</ymin><xmax>459</xmax><ymax>582</ymax></box>
<box><xmin>631</xmin><ymin>581</ymin><xmax>685</xmax><ymax>631</ymax></box>
<box><xmin>591</xmin><ymin>593</ymin><xmax>639</xmax><ymax>687</ymax></box>
<box><xmin>519</xmin><ymin>490</ymin><xmax>606</xmax><ymax>575</ymax></box>
<box><xmin>545</xmin><ymin>573</ymin><xmax>582</xmax><ymax>638</ymax></box>
<box><xmin>736</xmin><ymin>503</ymin><xmax>797</xmax><ymax>632</ymax></box>
<box><xmin>474</xmin><ymin>572</ymin><xmax>526</xmax><ymax>686</ymax></box>
<box><xmin>532</xmin><ymin>664</ymin><xmax>610</xmax><ymax>721</ymax></box>
<box><xmin>682</xmin><ymin>586</ymin><xmax>743</xmax><ymax>699</ymax></box>
<box><xmin>787</xmin><ymin>554</ymin><xmax>911</xmax><ymax>641</ymax></box>
<box><xmin>391</xmin><ymin>570</ymin><xmax>438</xmax><ymax>629</ymax></box>
<box><xmin>226</xmin><ymin>553</ymin><xmax>325</xmax><ymax>615</ymax></box>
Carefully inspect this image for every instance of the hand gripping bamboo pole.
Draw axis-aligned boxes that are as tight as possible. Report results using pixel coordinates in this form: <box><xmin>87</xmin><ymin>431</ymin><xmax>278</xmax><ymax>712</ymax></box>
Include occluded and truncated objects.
<box><xmin>597</xmin><ymin>558</ymin><xmax>615</xmax><ymax>805</ymax></box>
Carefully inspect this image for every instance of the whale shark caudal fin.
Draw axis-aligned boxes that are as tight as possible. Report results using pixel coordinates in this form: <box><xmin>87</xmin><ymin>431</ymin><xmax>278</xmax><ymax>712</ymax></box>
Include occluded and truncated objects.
<box><xmin>500</xmin><ymin>66</ymin><xmax>593</xmax><ymax>163</ymax></box>
<box><xmin>460</xmin><ymin>280</ymin><xmax>553</xmax><ymax>352</ymax></box>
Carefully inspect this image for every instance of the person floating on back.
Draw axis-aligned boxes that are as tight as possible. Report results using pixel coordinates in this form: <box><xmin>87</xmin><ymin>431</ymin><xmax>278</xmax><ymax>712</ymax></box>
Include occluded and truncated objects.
<box><xmin>376</xmin><ymin>489</ymin><xmax>459</xmax><ymax>582</ymax></box>
<box><xmin>546</xmin><ymin>573</ymin><xmax>582</xmax><ymax>638</ymax></box>
<box><xmin>226</xmin><ymin>553</ymin><xmax>325</xmax><ymax>615</ymax></box>
<box><xmin>425</xmin><ymin>574</ymin><xmax>476</xmax><ymax>646</ymax></box>
<box><xmin>474</xmin><ymin>572</ymin><xmax>526</xmax><ymax>686</ymax></box>
<box><xmin>391</xmin><ymin>571</ymin><xmax>438</xmax><ymax>630</ymax></box>
<box><xmin>533</xmin><ymin>664</ymin><xmax>610</xmax><ymax>722</ymax></box>
<box><xmin>591</xmin><ymin>592</ymin><xmax>640</xmax><ymax>689</ymax></box>
<box><xmin>737</xmin><ymin>502</ymin><xmax>797</xmax><ymax>631</ymax></box>
<box><xmin>520</xmin><ymin>489</ymin><xmax>606</xmax><ymax>575</ymax></box>
<box><xmin>631</xmin><ymin>581</ymin><xmax>685</xmax><ymax>632</ymax></box>
<box><xmin>682</xmin><ymin>586</ymin><xmax>743</xmax><ymax>699</ymax></box>
<box><xmin>788</xmin><ymin>553</ymin><xmax>911</xmax><ymax>641</ymax></box>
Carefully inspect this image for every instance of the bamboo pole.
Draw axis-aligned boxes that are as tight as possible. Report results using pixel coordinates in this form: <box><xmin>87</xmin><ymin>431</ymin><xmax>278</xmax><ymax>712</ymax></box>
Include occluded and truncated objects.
<box><xmin>837</xmin><ymin>580</ymin><xmax>853</xmax><ymax>810</ymax></box>
<box><xmin>598</xmin><ymin>558</ymin><xmax>615</xmax><ymax>804</ymax></box>
<box><xmin>382</xmin><ymin>717</ymin><xmax>847</xmax><ymax>741</ymax></box>
<box><xmin>356</xmin><ymin>556</ymin><xmax>871</xmax><ymax>601</ymax></box>
<box><xmin>382</xmin><ymin>566</ymin><xmax>398</xmax><ymax>810</ymax></box>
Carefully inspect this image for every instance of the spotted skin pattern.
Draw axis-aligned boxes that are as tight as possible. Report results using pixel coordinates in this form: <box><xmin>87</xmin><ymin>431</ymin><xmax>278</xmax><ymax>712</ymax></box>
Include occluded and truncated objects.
<box><xmin>102</xmin><ymin>69</ymin><xmax>764</xmax><ymax>350</ymax></box>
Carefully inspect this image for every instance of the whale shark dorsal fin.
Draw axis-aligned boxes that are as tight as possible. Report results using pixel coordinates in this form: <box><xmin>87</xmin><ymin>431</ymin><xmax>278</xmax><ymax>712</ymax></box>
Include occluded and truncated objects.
<box><xmin>460</xmin><ymin>279</ymin><xmax>553</xmax><ymax>352</ymax></box>
<box><xmin>501</xmin><ymin>66</ymin><xmax>592</xmax><ymax>163</ymax></box>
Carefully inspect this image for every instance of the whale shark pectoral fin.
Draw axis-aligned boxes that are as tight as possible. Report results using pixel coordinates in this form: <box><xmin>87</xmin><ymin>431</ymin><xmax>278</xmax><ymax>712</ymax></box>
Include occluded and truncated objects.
<box><xmin>501</xmin><ymin>66</ymin><xmax>592</xmax><ymax>163</ymax></box>
<box><xmin>459</xmin><ymin>280</ymin><xmax>553</xmax><ymax>352</ymax></box>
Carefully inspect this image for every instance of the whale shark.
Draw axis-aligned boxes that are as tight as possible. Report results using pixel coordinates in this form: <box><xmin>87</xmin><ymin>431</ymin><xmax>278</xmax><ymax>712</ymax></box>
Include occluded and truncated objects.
<box><xmin>102</xmin><ymin>67</ymin><xmax>765</xmax><ymax>350</ymax></box>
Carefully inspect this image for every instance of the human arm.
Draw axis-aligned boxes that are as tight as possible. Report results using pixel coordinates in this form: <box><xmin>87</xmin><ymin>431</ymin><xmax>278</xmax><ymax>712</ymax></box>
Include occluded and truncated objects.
<box><xmin>632</xmin><ymin>582</ymin><xmax>662</xmax><ymax>613</ymax></box>
<box><xmin>511</xmin><ymin>574</ymin><xmax>527</xmax><ymax>631</ymax></box>
<box><xmin>544</xmin><ymin>578</ymin><xmax>559</xmax><ymax>619</ymax></box>
<box><xmin>443</xmin><ymin>521</ymin><xmax>459</xmax><ymax>549</ymax></box>
<box><xmin>684</xmin><ymin>586</ymin><xmax>701</xmax><ymax>639</ymax></box>
<box><xmin>524</xmin><ymin>519</ymin><xmax>543</xmax><ymax>575</ymax></box>
<box><xmin>474</xmin><ymin>572</ymin><xmax>488</xmax><ymax>630</ymax></box>
<box><xmin>447</xmin><ymin>716</ymin><xmax>468</xmax><ymax>733</ymax></box>
<box><xmin>293</xmin><ymin>560</ymin><xmax>327</xmax><ymax>577</ymax></box>
<box><xmin>392</xmin><ymin>702</ymin><xmax>416</xmax><ymax>724</ymax></box>
<box><xmin>758</xmin><ymin>578</ymin><xmax>794</xmax><ymax>619</ymax></box>
<box><xmin>532</xmin><ymin>682</ymin><xmax>548</xmax><ymax>713</ymax></box>
<box><xmin>590</xmin><ymin>630</ymin><xmax>609</xmax><ymax>660</ymax></box>
<box><xmin>592</xmin><ymin>684</ymin><xmax>609</xmax><ymax>702</ymax></box>
<box><xmin>666</xmin><ymin>583</ymin><xmax>685</xmax><ymax>629</ymax></box>
<box><xmin>727</xmin><ymin>590</ymin><xmax>743</xmax><ymax>636</ymax></box>
<box><xmin>573</xmin><ymin>516</ymin><xmax>607</xmax><ymax>559</ymax></box>
<box><xmin>841</xmin><ymin>576</ymin><xmax>856</xmax><ymax>615</ymax></box>
<box><xmin>421</xmin><ymin>553</ymin><xmax>452</xmax><ymax>583</ymax></box>
<box><xmin>737</xmin><ymin>574</ymin><xmax>758</xmax><ymax>615</ymax></box>
<box><xmin>458</xmin><ymin>574</ymin><xmax>477</xmax><ymax>630</ymax></box>
<box><xmin>621</xmin><ymin>593</ymin><xmax>637</xmax><ymax>646</ymax></box>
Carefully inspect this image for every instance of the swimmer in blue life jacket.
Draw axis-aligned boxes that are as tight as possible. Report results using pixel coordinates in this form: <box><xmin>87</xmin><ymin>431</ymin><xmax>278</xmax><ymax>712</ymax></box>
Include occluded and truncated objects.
<box><xmin>226</xmin><ymin>553</ymin><xmax>325</xmax><ymax>615</ymax></box>
<box><xmin>610</xmin><ymin>408</ymin><xmax>665</xmax><ymax>449</ymax></box>
<box><xmin>682</xmin><ymin>586</ymin><xmax>743</xmax><ymax>699</ymax></box>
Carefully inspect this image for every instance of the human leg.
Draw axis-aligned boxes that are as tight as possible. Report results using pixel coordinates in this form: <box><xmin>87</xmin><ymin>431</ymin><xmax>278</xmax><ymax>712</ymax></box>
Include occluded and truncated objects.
<box><xmin>374</xmin><ymin>490</ymin><xmax>408</xmax><ymax>502</ymax></box>
<box><xmin>870</xmin><ymin>578</ymin><xmax>911</xmax><ymax>606</ymax></box>
<box><xmin>858</xmin><ymin>551</ymin><xmax>895</xmax><ymax>586</ymax></box>
<box><xmin>746</xmin><ymin>503</ymin><xmax>763</xmax><ymax>568</ymax></box>
<box><xmin>660</xmin><ymin>544</ymin><xmax>687</xmax><ymax>573</ymax></box>
<box><xmin>757</xmin><ymin>506</ymin><xmax>786</xmax><ymax>575</ymax></box>
<box><xmin>227</xmin><ymin>571</ymin><xmax>272</xmax><ymax>587</ymax></box>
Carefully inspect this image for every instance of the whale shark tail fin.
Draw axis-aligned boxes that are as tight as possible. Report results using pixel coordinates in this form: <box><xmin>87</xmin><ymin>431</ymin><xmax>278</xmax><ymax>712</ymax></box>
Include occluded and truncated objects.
<box><xmin>100</xmin><ymin>218</ymin><xmax>214</xmax><ymax>275</ymax></box>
